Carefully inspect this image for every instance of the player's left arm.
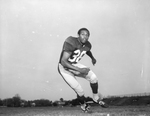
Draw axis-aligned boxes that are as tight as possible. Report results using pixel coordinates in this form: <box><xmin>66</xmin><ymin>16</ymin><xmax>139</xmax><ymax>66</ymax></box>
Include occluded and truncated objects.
<box><xmin>86</xmin><ymin>50</ymin><xmax>97</xmax><ymax>65</ymax></box>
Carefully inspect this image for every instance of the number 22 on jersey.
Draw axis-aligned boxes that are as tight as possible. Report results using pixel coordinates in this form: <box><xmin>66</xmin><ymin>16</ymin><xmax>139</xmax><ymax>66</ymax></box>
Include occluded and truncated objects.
<box><xmin>68</xmin><ymin>50</ymin><xmax>86</xmax><ymax>63</ymax></box>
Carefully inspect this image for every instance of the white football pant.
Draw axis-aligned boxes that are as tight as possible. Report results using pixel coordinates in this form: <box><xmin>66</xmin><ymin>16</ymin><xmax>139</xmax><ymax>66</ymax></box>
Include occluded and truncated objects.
<box><xmin>58</xmin><ymin>63</ymin><xmax>98</xmax><ymax>97</ymax></box>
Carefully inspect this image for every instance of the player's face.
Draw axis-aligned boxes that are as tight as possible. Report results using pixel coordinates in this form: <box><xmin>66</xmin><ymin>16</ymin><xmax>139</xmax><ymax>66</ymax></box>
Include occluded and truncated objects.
<box><xmin>78</xmin><ymin>30</ymin><xmax>89</xmax><ymax>44</ymax></box>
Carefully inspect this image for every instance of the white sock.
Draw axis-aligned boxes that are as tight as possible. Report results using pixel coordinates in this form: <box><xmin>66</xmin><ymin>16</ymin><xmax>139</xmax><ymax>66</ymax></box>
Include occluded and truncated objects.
<box><xmin>93</xmin><ymin>93</ymin><xmax>99</xmax><ymax>102</ymax></box>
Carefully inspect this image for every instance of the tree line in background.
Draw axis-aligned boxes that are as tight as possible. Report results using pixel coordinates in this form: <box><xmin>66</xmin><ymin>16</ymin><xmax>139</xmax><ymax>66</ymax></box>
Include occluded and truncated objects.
<box><xmin>0</xmin><ymin>94</ymin><xmax>93</xmax><ymax>107</ymax></box>
<box><xmin>0</xmin><ymin>93</ymin><xmax>150</xmax><ymax>107</ymax></box>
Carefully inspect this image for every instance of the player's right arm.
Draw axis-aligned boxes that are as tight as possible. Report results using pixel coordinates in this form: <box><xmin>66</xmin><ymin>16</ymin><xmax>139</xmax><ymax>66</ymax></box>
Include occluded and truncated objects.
<box><xmin>60</xmin><ymin>51</ymin><xmax>90</xmax><ymax>75</ymax></box>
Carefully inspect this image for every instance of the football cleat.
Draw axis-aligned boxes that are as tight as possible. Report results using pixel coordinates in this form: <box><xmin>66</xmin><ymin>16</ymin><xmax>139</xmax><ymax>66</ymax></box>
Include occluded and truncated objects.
<box><xmin>81</xmin><ymin>103</ymin><xmax>91</xmax><ymax>113</ymax></box>
<box><xmin>93</xmin><ymin>99</ymin><xmax>109</xmax><ymax>108</ymax></box>
<box><xmin>98</xmin><ymin>100</ymin><xmax>109</xmax><ymax>108</ymax></box>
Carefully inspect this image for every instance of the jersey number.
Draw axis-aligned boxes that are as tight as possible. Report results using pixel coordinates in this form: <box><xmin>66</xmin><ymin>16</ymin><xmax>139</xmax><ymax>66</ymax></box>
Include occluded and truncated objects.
<box><xmin>69</xmin><ymin>50</ymin><xmax>86</xmax><ymax>63</ymax></box>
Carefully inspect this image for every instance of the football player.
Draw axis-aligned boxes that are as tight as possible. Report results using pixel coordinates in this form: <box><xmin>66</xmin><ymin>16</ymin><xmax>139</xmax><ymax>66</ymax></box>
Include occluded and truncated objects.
<box><xmin>58</xmin><ymin>28</ymin><xmax>108</xmax><ymax>112</ymax></box>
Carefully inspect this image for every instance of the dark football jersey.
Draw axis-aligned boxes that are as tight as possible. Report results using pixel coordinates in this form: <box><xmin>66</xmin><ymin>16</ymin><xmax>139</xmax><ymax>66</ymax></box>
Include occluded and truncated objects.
<box><xmin>59</xmin><ymin>36</ymin><xmax>92</xmax><ymax>64</ymax></box>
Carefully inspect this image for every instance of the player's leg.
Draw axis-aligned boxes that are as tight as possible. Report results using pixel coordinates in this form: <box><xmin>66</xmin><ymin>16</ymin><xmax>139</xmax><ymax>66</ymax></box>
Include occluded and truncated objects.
<box><xmin>72</xmin><ymin>63</ymin><xmax>99</xmax><ymax>100</ymax></box>
<box><xmin>58</xmin><ymin>63</ymin><xmax>90</xmax><ymax>111</ymax></box>
<box><xmin>73</xmin><ymin>63</ymin><xmax>108</xmax><ymax>108</ymax></box>
<box><xmin>58</xmin><ymin>63</ymin><xmax>84</xmax><ymax>96</ymax></box>
<box><xmin>86</xmin><ymin>70</ymin><xmax>109</xmax><ymax>108</ymax></box>
<box><xmin>85</xmin><ymin>70</ymin><xmax>100</xmax><ymax>101</ymax></box>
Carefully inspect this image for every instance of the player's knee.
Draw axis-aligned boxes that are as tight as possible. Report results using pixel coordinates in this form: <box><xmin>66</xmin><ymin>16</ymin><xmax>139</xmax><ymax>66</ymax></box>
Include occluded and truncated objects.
<box><xmin>90</xmin><ymin>73</ymin><xmax>98</xmax><ymax>84</ymax></box>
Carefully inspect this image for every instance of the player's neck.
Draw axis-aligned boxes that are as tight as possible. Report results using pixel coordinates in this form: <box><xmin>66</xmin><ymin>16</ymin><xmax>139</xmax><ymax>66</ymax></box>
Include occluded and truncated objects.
<box><xmin>77</xmin><ymin>37</ymin><xmax>84</xmax><ymax>46</ymax></box>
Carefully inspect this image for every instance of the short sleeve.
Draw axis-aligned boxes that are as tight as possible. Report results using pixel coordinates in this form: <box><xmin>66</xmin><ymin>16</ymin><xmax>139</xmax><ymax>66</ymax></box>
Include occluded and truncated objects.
<box><xmin>63</xmin><ymin>42</ymin><xmax>75</xmax><ymax>52</ymax></box>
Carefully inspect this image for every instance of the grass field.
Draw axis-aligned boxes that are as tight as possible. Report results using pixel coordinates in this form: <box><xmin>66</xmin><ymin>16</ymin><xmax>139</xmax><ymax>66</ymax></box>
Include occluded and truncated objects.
<box><xmin>0</xmin><ymin>106</ymin><xmax>150</xmax><ymax>116</ymax></box>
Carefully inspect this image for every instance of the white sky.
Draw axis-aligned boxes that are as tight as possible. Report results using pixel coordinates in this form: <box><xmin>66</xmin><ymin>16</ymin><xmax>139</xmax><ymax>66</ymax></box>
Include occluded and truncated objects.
<box><xmin>0</xmin><ymin>0</ymin><xmax>150</xmax><ymax>101</ymax></box>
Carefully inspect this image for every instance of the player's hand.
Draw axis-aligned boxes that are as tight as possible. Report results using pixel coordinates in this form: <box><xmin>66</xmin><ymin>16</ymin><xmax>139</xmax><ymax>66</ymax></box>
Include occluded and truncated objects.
<box><xmin>92</xmin><ymin>58</ymin><xmax>96</xmax><ymax>65</ymax></box>
<box><xmin>79</xmin><ymin>68</ymin><xmax>90</xmax><ymax>75</ymax></box>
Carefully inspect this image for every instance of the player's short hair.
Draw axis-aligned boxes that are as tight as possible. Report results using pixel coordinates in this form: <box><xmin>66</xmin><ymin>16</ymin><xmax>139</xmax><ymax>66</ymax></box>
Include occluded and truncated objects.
<box><xmin>78</xmin><ymin>28</ymin><xmax>90</xmax><ymax>37</ymax></box>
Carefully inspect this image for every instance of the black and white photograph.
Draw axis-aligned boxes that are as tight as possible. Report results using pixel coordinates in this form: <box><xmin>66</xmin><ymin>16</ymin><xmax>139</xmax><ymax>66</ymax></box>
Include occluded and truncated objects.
<box><xmin>0</xmin><ymin>0</ymin><xmax>150</xmax><ymax>115</ymax></box>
